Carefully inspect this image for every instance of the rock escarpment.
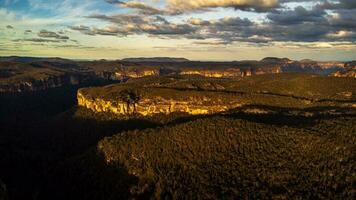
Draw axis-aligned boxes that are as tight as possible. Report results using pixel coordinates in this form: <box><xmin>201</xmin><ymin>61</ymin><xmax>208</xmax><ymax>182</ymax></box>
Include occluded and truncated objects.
<box><xmin>282</xmin><ymin>60</ymin><xmax>345</xmax><ymax>75</ymax></box>
<box><xmin>0</xmin><ymin>74</ymin><xmax>92</xmax><ymax>93</ymax></box>
<box><xmin>330</xmin><ymin>62</ymin><xmax>356</xmax><ymax>78</ymax></box>
<box><xmin>179</xmin><ymin>67</ymin><xmax>282</xmax><ymax>78</ymax></box>
<box><xmin>77</xmin><ymin>74</ymin><xmax>356</xmax><ymax>116</ymax></box>
<box><xmin>78</xmin><ymin>87</ymin><xmax>241</xmax><ymax>116</ymax></box>
<box><xmin>331</xmin><ymin>70</ymin><xmax>356</xmax><ymax>78</ymax></box>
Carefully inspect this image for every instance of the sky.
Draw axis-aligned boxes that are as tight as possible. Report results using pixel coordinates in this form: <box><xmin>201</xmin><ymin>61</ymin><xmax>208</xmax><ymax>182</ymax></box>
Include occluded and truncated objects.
<box><xmin>0</xmin><ymin>0</ymin><xmax>355</xmax><ymax>61</ymax></box>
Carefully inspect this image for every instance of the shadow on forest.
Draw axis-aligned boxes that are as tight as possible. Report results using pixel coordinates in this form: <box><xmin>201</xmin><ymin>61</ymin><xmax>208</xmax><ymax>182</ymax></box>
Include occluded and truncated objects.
<box><xmin>36</xmin><ymin>104</ymin><xmax>356</xmax><ymax>200</ymax></box>
<box><xmin>0</xmin><ymin>85</ymin><xmax>354</xmax><ymax>200</ymax></box>
<box><xmin>160</xmin><ymin>104</ymin><xmax>356</xmax><ymax>129</ymax></box>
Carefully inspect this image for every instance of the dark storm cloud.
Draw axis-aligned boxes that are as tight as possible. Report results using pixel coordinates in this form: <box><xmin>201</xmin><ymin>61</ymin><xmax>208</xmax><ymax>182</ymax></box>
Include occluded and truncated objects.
<box><xmin>6</xmin><ymin>25</ymin><xmax>13</xmax><ymax>29</ymax></box>
<box><xmin>267</xmin><ymin>6</ymin><xmax>327</xmax><ymax>25</ymax></box>
<box><xmin>329</xmin><ymin>9</ymin><xmax>356</xmax><ymax>28</ymax></box>
<box><xmin>320</xmin><ymin>0</ymin><xmax>356</xmax><ymax>10</ymax></box>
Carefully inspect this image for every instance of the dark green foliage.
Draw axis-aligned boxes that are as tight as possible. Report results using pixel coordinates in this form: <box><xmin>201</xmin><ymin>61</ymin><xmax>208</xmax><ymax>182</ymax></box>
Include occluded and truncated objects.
<box><xmin>117</xmin><ymin>89</ymin><xmax>141</xmax><ymax>104</ymax></box>
<box><xmin>98</xmin><ymin>114</ymin><xmax>356</xmax><ymax>199</ymax></box>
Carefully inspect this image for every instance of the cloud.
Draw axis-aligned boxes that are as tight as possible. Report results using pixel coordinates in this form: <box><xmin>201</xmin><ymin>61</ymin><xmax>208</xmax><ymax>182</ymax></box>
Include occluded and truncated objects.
<box><xmin>121</xmin><ymin>1</ymin><xmax>166</xmax><ymax>15</ymax></box>
<box><xmin>6</xmin><ymin>25</ymin><xmax>13</xmax><ymax>29</ymax></box>
<box><xmin>104</xmin><ymin>0</ymin><xmax>123</xmax><ymax>4</ymax></box>
<box><xmin>105</xmin><ymin>0</ymin><xmax>280</xmax><ymax>15</ymax></box>
<box><xmin>166</xmin><ymin>0</ymin><xmax>279</xmax><ymax>13</ymax></box>
<box><xmin>193</xmin><ymin>40</ymin><xmax>230</xmax><ymax>45</ymax></box>
<box><xmin>24</xmin><ymin>30</ymin><xmax>32</xmax><ymax>34</ymax></box>
<box><xmin>320</xmin><ymin>0</ymin><xmax>356</xmax><ymax>10</ymax></box>
<box><xmin>76</xmin><ymin>14</ymin><xmax>197</xmax><ymax>36</ymax></box>
<box><xmin>12</xmin><ymin>38</ymin><xmax>64</xmax><ymax>43</ymax></box>
<box><xmin>5</xmin><ymin>0</ymin><xmax>356</xmax><ymax>53</ymax></box>
<box><xmin>328</xmin><ymin>9</ymin><xmax>356</xmax><ymax>28</ymax></box>
<box><xmin>267</xmin><ymin>6</ymin><xmax>327</xmax><ymax>25</ymax></box>
<box><xmin>69</xmin><ymin>25</ymin><xmax>90</xmax><ymax>31</ymax></box>
<box><xmin>69</xmin><ymin>2</ymin><xmax>356</xmax><ymax>47</ymax></box>
<box><xmin>38</xmin><ymin>30</ymin><xmax>69</xmax><ymax>40</ymax></box>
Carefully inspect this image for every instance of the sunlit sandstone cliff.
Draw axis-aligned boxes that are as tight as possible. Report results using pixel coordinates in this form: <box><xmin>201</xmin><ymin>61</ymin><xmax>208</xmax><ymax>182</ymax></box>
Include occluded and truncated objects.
<box><xmin>114</xmin><ymin>69</ymin><xmax>160</xmax><ymax>79</ymax></box>
<box><xmin>331</xmin><ymin>70</ymin><xmax>356</xmax><ymax>78</ymax></box>
<box><xmin>180</xmin><ymin>67</ymin><xmax>281</xmax><ymax>78</ymax></box>
<box><xmin>77</xmin><ymin>87</ymin><xmax>242</xmax><ymax>116</ymax></box>
<box><xmin>330</xmin><ymin>64</ymin><xmax>356</xmax><ymax>78</ymax></box>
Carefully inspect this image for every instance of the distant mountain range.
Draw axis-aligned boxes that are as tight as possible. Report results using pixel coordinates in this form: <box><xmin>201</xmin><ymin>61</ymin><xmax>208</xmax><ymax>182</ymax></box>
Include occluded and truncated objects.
<box><xmin>0</xmin><ymin>56</ymin><xmax>73</xmax><ymax>63</ymax></box>
<box><xmin>0</xmin><ymin>56</ymin><xmax>355</xmax><ymax>93</ymax></box>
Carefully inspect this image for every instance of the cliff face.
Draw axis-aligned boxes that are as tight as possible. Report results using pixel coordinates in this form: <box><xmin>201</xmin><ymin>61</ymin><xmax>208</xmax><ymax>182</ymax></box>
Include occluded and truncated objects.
<box><xmin>282</xmin><ymin>61</ymin><xmax>344</xmax><ymax>75</ymax></box>
<box><xmin>180</xmin><ymin>67</ymin><xmax>281</xmax><ymax>78</ymax></box>
<box><xmin>330</xmin><ymin>69</ymin><xmax>356</xmax><ymax>78</ymax></box>
<box><xmin>0</xmin><ymin>74</ymin><xmax>92</xmax><ymax>93</ymax></box>
<box><xmin>180</xmin><ymin>68</ymin><xmax>244</xmax><ymax>78</ymax></box>
<box><xmin>77</xmin><ymin>89</ymin><xmax>241</xmax><ymax>116</ymax></box>
<box><xmin>114</xmin><ymin>69</ymin><xmax>160</xmax><ymax>79</ymax></box>
<box><xmin>330</xmin><ymin>62</ymin><xmax>356</xmax><ymax>78</ymax></box>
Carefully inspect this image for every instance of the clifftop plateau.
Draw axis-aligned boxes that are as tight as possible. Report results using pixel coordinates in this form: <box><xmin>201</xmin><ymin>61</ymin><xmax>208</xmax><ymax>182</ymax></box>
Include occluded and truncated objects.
<box><xmin>78</xmin><ymin>74</ymin><xmax>356</xmax><ymax>116</ymax></box>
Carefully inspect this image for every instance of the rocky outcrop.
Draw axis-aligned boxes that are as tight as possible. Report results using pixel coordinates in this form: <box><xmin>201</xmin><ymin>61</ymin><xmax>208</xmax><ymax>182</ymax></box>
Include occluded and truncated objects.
<box><xmin>180</xmin><ymin>68</ymin><xmax>244</xmax><ymax>78</ymax></box>
<box><xmin>114</xmin><ymin>69</ymin><xmax>160</xmax><ymax>79</ymax></box>
<box><xmin>330</xmin><ymin>68</ymin><xmax>356</xmax><ymax>78</ymax></box>
<box><xmin>77</xmin><ymin>88</ymin><xmax>241</xmax><ymax>116</ymax></box>
<box><xmin>282</xmin><ymin>61</ymin><xmax>345</xmax><ymax>75</ymax></box>
<box><xmin>93</xmin><ymin>69</ymin><xmax>160</xmax><ymax>81</ymax></box>
<box><xmin>180</xmin><ymin>67</ymin><xmax>281</xmax><ymax>78</ymax></box>
<box><xmin>329</xmin><ymin>62</ymin><xmax>356</xmax><ymax>78</ymax></box>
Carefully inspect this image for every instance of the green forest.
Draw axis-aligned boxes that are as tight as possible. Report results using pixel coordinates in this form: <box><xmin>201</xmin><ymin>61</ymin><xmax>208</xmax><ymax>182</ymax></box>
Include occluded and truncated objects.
<box><xmin>0</xmin><ymin>73</ymin><xmax>355</xmax><ymax>200</ymax></box>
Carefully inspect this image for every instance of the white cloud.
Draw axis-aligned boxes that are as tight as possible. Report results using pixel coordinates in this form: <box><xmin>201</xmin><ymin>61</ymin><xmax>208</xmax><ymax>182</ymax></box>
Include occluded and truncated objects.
<box><xmin>167</xmin><ymin>0</ymin><xmax>279</xmax><ymax>13</ymax></box>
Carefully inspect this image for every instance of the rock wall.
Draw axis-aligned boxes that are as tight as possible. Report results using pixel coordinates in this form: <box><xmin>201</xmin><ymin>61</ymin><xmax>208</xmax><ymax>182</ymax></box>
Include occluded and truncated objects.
<box><xmin>0</xmin><ymin>74</ymin><xmax>87</xmax><ymax>93</ymax></box>
<box><xmin>180</xmin><ymin>67</ymin><xmax>281</xmax><ymax>78</ymax></box>
<box><xmin>115</xmin><ymin>69</ymin><xmax>160</xmax><ymax>79</ymax></box>
<box><xmin>77</xmin><ymin>90</ymin><xmax>241</xmax><ymax>116</ymax></box>
<box><xmin>330</xmin><ymin>70</ymin><xmax>356</xmax><ymax>78</ymax></box>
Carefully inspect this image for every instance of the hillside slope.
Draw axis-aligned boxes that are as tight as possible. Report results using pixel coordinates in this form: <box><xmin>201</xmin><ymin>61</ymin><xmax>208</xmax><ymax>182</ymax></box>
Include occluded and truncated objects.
<box><xmin>97</xmin><ymin>114</ymin><xmax>355</xmax><ymax>199</ymax></box>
